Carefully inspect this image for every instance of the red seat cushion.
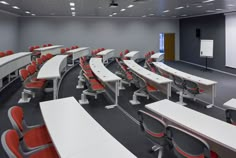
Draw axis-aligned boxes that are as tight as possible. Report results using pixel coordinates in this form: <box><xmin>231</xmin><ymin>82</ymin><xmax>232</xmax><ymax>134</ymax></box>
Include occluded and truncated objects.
<box><xmin>30</xmin><ymin>146</ymin><xmax>59</xmax><ymax>158</ymax></box>
<box><xmin>147</xmin><ymin>84</ymin><xmax>157</xmax><ymax>92</ymax></box>
<box><xmin>5</xmin><ymin>130</ymin><xmax>23</xmax><ymax>158</ymax></box>
<box><xmin>25</xmin><ymin>81</ymin><xmax>45</xmax><ymax>89</ymax></box>
<box><xmin>210</xmin><ymin>151</ymin><xmax>218</xmax><ymax>158</ymax></box>
<box><xmin>24</xmin><ymin>125</ymin><xmax>52</xmax><ymax>148</ymax></box>
<box><xmin>31</xmin><ymin>78</ymin><xmax>46</xmax><ymax>83</ymax></box>
<box><xmin>199</xmin><ymin>89</ymin><xmax>204</xmax><ymax>93</ymax></box>
<box><xmin>126</xmin><ymin>72</ymin><xmax>133</xmax><ymax>80</ymax></box>
<box><xmin>91</xmin><ymin>83</ymin><xmax>104</xmax><ymax>91</ymax></box>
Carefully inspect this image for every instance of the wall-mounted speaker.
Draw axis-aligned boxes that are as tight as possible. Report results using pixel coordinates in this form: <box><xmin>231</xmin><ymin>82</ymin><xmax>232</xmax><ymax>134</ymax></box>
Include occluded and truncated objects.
<box><xmin>196</xmin><ymin>28</ymin><xmax>201</xmax><ymax>38</ymax></box>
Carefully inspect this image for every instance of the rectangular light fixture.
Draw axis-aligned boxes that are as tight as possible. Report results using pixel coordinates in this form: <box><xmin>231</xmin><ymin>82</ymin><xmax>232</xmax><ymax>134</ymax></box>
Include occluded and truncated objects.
<box><xmin>25</xmin><ymin>11</ymin><xmax>30</xmax><ymax>14</ymax></box>
<box><xmin>12</xmin><ymin>6</ymin><xmax>20</xmax><ymax>9</ymax></box>
<box><xmin>175</xmin><ymin>6</ymin><xmax>184</xmax><ymax>10</ymax></box>
<box><xmin>113</xmin><ymin>12</ymin><xmax>117</xmax><ymax>15</ymax></box>
<box><xmin>31</xmin><ymin>14</ymin><xmax>35</xmax><ymax>16</ymax></box>
<box><xmin>120</xmin><ymin>9</ymin><xmax>126</xmax><ymax>11</ymax></box>
<box><xmin>163</xmin><ymin>10</ymin><xmax>170</xmax><ymax>13</ymax></box>
<box><xmin>127</xmin><ymin>5</ymin><xmax>134</xmax><ymax>8</ymax></box>
<box><xmin>71</xmin><ymin>7</ymin><xmax>75</xmax><ymax>10</ymax></box>
<box><xmin>70</xmin><ymin>2</ymin><xmax>75</xmax><ymax>6</ymax></box>
<box><xmin>0</xmin><ymin>1</ymin><xmax>9</xmax><ymax>5</ymax></box>
<box><xmin>202</xmin><ymin>0</ymin><xmax>215</xmax><ymax>3</ymax></box>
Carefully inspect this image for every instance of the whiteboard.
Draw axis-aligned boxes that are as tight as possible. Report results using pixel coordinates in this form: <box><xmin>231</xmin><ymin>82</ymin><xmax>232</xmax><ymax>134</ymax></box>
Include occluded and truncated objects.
<box><xmin>200</xmin><ymin>40</ymin><xmax>214</xmax><ymax>58</ymax></box>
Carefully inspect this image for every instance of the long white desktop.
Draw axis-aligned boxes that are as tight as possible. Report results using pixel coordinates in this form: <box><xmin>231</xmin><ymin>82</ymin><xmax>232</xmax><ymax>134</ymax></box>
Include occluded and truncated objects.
<box><xmin>97</xmin><ymin>49</ymin><xmax>115</xmax><ymax>63</ymax></box>
<box><xmin>37</xmin><ymin>55</ymin><xmax>68</xmax><ymax>99</ymax></box>
<box><xmin>34</xmin><ymin>45</ymin><xmax>63</xmax><ymax>56</ymax></box>
<box><xmin>153</xmin><ymin>62</ymin><xmax>217</xmax><ymax>108</ymax></box>
<box><xmin>125</xmin><ymin>51</ymin><xmax>141</xmax><ymax>61</ymax></box>
<box><xmin>146</xmin><ymin>99</ymin><xmax>236</xmax><ymax>158</ymax></box>
<box><xmin>123</xmin><ymin>60</ymin><xmax>172</xmax><ymax>99</ymax></box>
<box><xmin>89</xmin><ymin>58</ymin><xmax>121</xmax><ymax>109</ymax></box>
<box><xmin>66</xmin><ymin>47</ymin><xmax>90</xmax><ymax>66</ymax></box>
<box><xmin>0</xmin><ymin>52</ymin><xmax>31</xmax><ymax>89</ymax></box>
<box><xmin>40</xmin><ymin>97</ymin><xmax>136</xmax><ymax>158</ymax></box>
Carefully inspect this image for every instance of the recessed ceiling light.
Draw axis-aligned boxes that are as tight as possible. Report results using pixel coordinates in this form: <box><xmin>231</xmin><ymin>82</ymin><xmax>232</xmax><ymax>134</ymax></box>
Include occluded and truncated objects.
<box><xmin>120</xmin><ymin>9</ymin><xmax>126</xmax><ymax>11</ymax></box>
<box><xmin>0</xmin><ymin>1</ymin><xmax>9</xmax><ymax>5</ymax></box>
<box><xmin>142</xmin><ymin>15</ymin><xmax>146</xmax><ymax>17</ymax></box>
<box><xmin>109</xmin><ymin>15</ymin><xmax>113</xmax><ymax>17</ymax></box>
<box><xmin>113</xmin><ymin>12</ymin><xmax>117</xmax><ymax>15</ymax></box>
<box><xmin>25</xmin><ymin>11</ymin><xmax>30</xmax><ymax>14</ymax></box>
<box><xmin>163</xmin><ymin>10</ymin><xmax>170</xmax><ymax>13</ymax></box>
<box><xmin>175</xmin><ymin>6</ymin><xmax>184</xmax><ymax>10</ymax></box>
<box><xmin>206</xmin><ymin>10</ymin><xmax>215</xmax><ymax>12</ymax></box>
<box><xmin>72</xmin><ymin>12</ymin><xmax>76</xmax><ymax>14</ymax></box>
<box><xmin>149</xmin><ymin>13</ymin><xmax>154</xmax><ymax>16</ymax></box>
<box><xmin>202</xmin><ymin>0</ymin><xmax>215</xmax><ymax>3</ymax></box>
<box><xmin>127</xmin><ymin>4</ymin><xmax>134</xmax><ymax>8</ymax></box>
<box><xmin>196</xmin><ymin>5</ymin><xmax>203</xmax><ymax>8</ymax></box>
<box><xmin>70</xmin><ymin>2</ymin><xmax>75</xmax><ymax>6</ymax></box>
<box><xmin>227</xmin><ymin>4</ymin><xmax>235</xmax><ymax>7</ymax></box>
<box><xmin>12</xmin><ymin>6</ymin><xmax>20</xmax><ymax>9</ymax></box>
<box><xmin>216</xmin><ymin>8</ymin><xmax>223</xmax><ymax>11</ymax></box>
<box><xmin>181</xmin><ymin>14</ymin><xmax>187</xmax><ymax>17</ymax></box>
<box><xmin>98</xmin><ymin>6</ymin><xmax>102</xmax><ymax>9</ymax></box>
<box><xmin>31</xmin><ymin>14</ymin><xmax>35</xmax><ymax>16</ymax></box>
<box><xmin>71</xmin><ymin>7</ymin><xmax>75</xmax><ymax>10</ymax></box>
<box><xmin>72</xmin><ymin>14</ymin><xmax>75</xmax><ymax>16</ymax></box>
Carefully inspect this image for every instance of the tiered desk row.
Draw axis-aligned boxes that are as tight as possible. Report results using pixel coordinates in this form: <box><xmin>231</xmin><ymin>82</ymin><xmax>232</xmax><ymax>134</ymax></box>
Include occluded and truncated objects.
<box><xmin>34</xmin><ymin>45</ymin><xmax>63</xmax><ymax>55</ymax></box>
<box><xmin>65</xmin><ymin>47</ymin><xmax>90</xmax><ymax>66</ymax></box>
<box><xmin>40</xmin><ymin>97</ymin><xmax>136</xmax><ymax>158</ymax></box>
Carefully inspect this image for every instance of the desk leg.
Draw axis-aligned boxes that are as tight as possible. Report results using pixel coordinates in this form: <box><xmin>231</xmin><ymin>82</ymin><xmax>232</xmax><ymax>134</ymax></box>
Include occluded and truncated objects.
<box><xmin>53</xmin><ymin>78</ymin><xmax>58</xmax><ymax>100</ymax></box>
<box><xmin>206</xmin><ymin>85</ymin><xmax>215</xmax><ymax>108</ymax></box>
<box><xmin>105</xmin><ymin>81</ymin><xmax>118</xmax><ymax>109</ymax></box>
<box><xmin>167</xmin><ymin>83</ymin><xmax>171</xmax><ymax>100</ymax></box>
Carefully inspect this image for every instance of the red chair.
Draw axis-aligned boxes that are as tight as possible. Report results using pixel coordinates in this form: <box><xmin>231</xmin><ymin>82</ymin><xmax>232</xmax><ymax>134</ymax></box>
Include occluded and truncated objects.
<box><xmin>75</xmin><ymin>45</ymin><xmax>79</xmax><ymax>49</ymax></box>
<box><xmin>48</xmin><ymin>44</ymin><xmax>53</xmax><ymax>46</ymax></box>
<box><xmin>0</xmin><ymin>52</ymin><xmax>5</xmax><ymax>57</ymax></box>
<box><xmin>5</xmin><ymin>50</ymin><xmax>14</xmax><ymax>56</ymax></box>
<box><xmin>151</xmin><ymin>51</ymin><xmax>155</xmax><ymax>55</ymax></box>
<box><xmin>26</xmin><ymin>64</ymin><xmax>46</xmax><ymax>83</ymax></box>
<box><xmin>60</xmin><ymin>48</ymin><xmax>66</xmax><ymax>54</ymax></box>
<box><xmin>35</xmin><ymin>45</ymin><xmax>40</xmax><ymax>49</ymax></box>
<box><xmin>1</xmin><ymin>129</ymin><xmax>59</xmax><ymax>158</ymax></box>
<box><xmin>41</xmin><ymin>55</ymin><xmax>47</xmax><ymax>62</ymax></box>
<box><xmin>8</xmin><ymin>106</ymin><xmax>52</xmax><ymax>150</ymax></box>
<box><xmin>71</xmin><ymin>46</ymin><xmax>76</xmax><ymax>50</ymax></box>
<box><xmin>36</xmin><ymin>58</ymin><xmax>43</xmax><ymax>66</ymax></box>
<box><xmin>45</xmin><ymin>53</ymin><xmax>53</xmax><ymax>60</ymax></box>
<box><xmin>101</xmin><ymin>48</ymin><xmax>105</xmax><ymax>51</ymax></box>
<box><xmin>124</xmin><ymin>49</ymin><xmax>129</xmax><ymax>54</ymax></box>
<box><xmin>65</xmin><ymin>48</ymin><xmax>70</xmax><ymax>51</ymax></box>
<box><xmin>29</xmin><ymin>46</ymin><xmax>35</xmax><ymax>52</ymax></box>
<box><xmin>43</xmin><ymin>44</ymin><xmax>48</xmax><ymax>47</ymax></box>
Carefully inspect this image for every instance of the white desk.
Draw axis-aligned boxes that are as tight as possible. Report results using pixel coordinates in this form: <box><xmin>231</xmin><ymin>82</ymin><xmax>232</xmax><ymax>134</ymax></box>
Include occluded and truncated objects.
<box><xmin>37</xmin><ymin>55</ymin><xmax>68</xmax><ymax>99</ymax></box>
<box><xmin>66</xmin><ymin>47</ymin><xmax>90</xmax><ymax>66</ymax></box>
<box><xmin>125</xmin><ymin>51</ymin><xmax>141</xmax><ymax>60</ymax></box>
<box><xmin>153</xmin><ymin>62</ymin><xmax>217</xmax><ymax>107</ymax></box>
<box><xmin>151</xmin><ymin>53</ymin><xmax>164</xmax><ymax>62</ymax></box>
<box><xmin>146</xmin><ymin>99</ymin><xmax>236</xmax><ymax>158</ymax></box>
<box><xmin>224</xmin><ymin>98</ymin><xmax>236</xmax><ymax>110</ymax></box>
<box><xmin>0</xmin><ymin>52</ymin><xmax>31</xmax><ymax>88</ymax></box>
<box><xmin>34</xmin><ymin>45</ymin><xmax>63</xmax><ymax>56</ymax></box>
<box><xmin>40</xmin><ymin>97</ymin><xmax>136</xmax><ymax>158</ymax></box>
<box><xmin>97</xmin><ymin>49</ymin><xmax>115</xmax><ymax>63</ymax></box>
<box><xmin>123</xmin><ymin>60</ymin><xmax>172</xmax><ymax>99</ymax></box>
<box><xmin>90</xmin><ymin>58</ymin><xmax>121</xmax><ymax>109</ymax></box>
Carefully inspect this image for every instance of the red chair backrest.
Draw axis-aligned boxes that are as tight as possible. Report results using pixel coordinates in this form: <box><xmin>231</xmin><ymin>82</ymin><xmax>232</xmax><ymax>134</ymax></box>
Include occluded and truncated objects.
<box><xmin>41</xmin><ymin>55</ymin><xmax>47</xmax><ymax>62</ymax></box>
<box><xmin>35</xmin><ymin>45</ymin><xmax>40</xmax><ymax>49</ymax></box>
<box><xmin>26</xmin><ymin>65</ymin><xmax>36</xmax><ymax>75</ymax></box>
<box><xmin>36</xmin><ymin>58</ymin><xmax>43</xmax><ymax>65</ymax></box>
<box><xmin>3</xmin><ymin>130</ymin><xmax>23</xmax><ymax>158</ymax></box>
<box><xmin>0</xmin><ymin>52</ymin><xmax>5</xmax><ymax>57</ymax></box>
<box><xmin>75</xmin><ymin>46</ymin><xmax>79</xmax><ymax>49</ymax></box>
<box><xmin>29</xmin><ymin>46</ymin><xmax>35</xmax><ymax>52</ymax></box>
<box><xmin>61</xmin><ymin>48</ymin><xmax>66</xmax><ymax>54</ymax></box>
<box><xmin>43</xmin><ymin>44</ymin><xmax>48</xmax><ymax>47</ymax></box>
<box><xmin>151</xmin><ymin>51</ymin><xmax>155</xmax><ymax>55</ymax></box>
<box><xmin>124</xmin><ymin>49</ymin><xmax>129</xmax><ymax>54</ymax></box>
<box><xmin>48</xmin><ymin>44</ymin><xmax>52</xmax><ymax>46</ymax></box>
<box><xmin>46</xmin><ymin>53</ymin><xmax>53</xmax><ymax>60</ymax></box>
<box><xmin>6</xmin><ymin>50</ymin><xmax>14</xmax><ymax>56</ymax></box>
<box><xmin>71</xmin><ymin>46</ymin><xmax>76</xmax><ymax>50</ymax></box>
<box><xmin>101</xmin><ymin>48</ymin><xmax>105</xmax><ymax>51</ymax></box>
<box><xmin>19</xmin><ymin>69</ymin><xmax>29</xmax><ymax>81</ymax></box>
<box><xmin>65</xmin><ymin>48</ymin><xmax>70</xmax><ymax>51</ymax></box>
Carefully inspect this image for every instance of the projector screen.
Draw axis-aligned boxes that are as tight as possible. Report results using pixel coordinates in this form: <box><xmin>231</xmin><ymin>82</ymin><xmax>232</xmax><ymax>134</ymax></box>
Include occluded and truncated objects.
<box><xmin>200</xmin><ymin>40</ymin><xmax>214</xmax><ymax>58</ymax></box>
<box><xmin>225</xmin><ymin>13</ymin><xmax>236</xmax><ymax>68</ymax></box>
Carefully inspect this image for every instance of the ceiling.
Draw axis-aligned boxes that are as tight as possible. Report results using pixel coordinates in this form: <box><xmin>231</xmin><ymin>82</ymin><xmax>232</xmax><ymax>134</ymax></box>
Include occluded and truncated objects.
<box><xmin>0</xmin><ymin>0</ymin><xmax>236</xmax><ymax>18</ymax></box>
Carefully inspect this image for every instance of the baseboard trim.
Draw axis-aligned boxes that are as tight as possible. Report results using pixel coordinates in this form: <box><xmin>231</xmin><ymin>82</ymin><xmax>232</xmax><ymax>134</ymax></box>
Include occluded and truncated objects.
<box><xmin>179</xmin><ymin>60</ymin><xmax>236</xmax><ymax>77</ymax></box>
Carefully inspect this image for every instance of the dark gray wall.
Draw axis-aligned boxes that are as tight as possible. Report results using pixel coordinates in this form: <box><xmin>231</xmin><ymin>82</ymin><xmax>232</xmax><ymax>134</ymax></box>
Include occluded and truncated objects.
<box><xmin>180</xmin><ymin>14</ymin><xmax>236</xmax><ymax>74</ymax></box>
<box><xmin>0</xmin><ymin>11</ymin><xmax>19</xmax><ymax>52</ymax></box>
<box><xmin>19</xmin><ymin>17</ymin><xmax>179</xmax><ymax>59</ymax></box>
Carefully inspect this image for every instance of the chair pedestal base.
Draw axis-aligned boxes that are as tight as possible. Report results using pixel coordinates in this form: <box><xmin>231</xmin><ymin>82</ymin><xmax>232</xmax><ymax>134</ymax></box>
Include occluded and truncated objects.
<box><xmin>130</xmin><ymin>95</ymin><xmax>141</xmax><ymax>105</ymax></box>
<box><xmin>206</xmin><ymin>104</ymin><xmax>214</xmax><ymax>108</ymax></box>
<box><xmin>76</xmin><ymin>80</ymin><xmax>84</xmax><ymax>89</ymax></box>
<box><xmin>119</xmin><ymin>81</ymin><xmax>125</xmax><ymax>90</ymax></box>
<box><xmin>105</xmin><ymin>105</ymin><xmax>117</xmax><ymax>109</ymax></box>
<box><xmin>18</xmin><ymin>90</ymin><xmax>34</xmax><ymax>103</ymax></box>
<box><xmin>176</xmin><ymin>91</ymin><xmax>187</xmax><ymax>106</ymax></box>
<box><xmin>79</xmin><ymin>94</ymin><xmax>89</xmax><ymax>104</ymax></box>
